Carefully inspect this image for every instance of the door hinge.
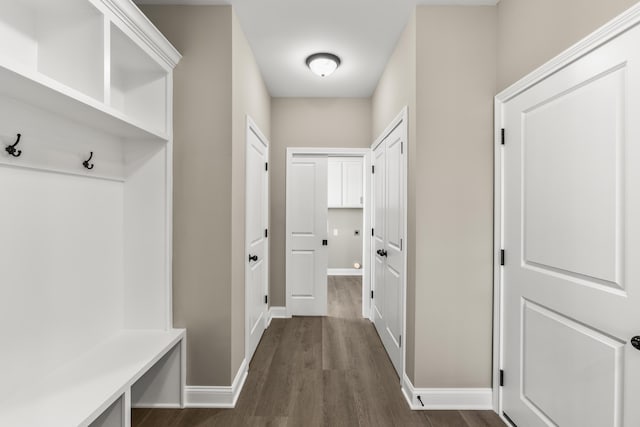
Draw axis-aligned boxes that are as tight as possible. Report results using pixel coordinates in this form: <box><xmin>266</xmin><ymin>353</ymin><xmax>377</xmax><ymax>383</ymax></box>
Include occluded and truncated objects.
<box><xmin>265</xmin><ymin>229</ymin><xmax>268</xmax><ymax>238</ymax></box>
<box><xmin>401</xmin><ymin>141</ymin><xmax>404</xmax><ymax>154</ymax></box>
<box><xmin>371</xmin><ymin>290</ymin><xmax>374</xmax><ymax>299</ymax></box>
<box><xmin>372</xmin><ymin>228</ymin><xmax>374</xmax><ymax>237</ymax></box>
<box><xmin>372</xmin><ymin>165</ymin><xmax>375</xmax><ymax>174</ymax></box>
<box><xmin>500</xmin><ymin>249</ymin><xmax>505</xmax><ymax>266</ymax></box>
<box><xmin>400</xmin><ymin>238</ymin><xmax>403</xmax><ymax>251</ymax></box>
<box><xmin>265</xmin><ymin>162</ymin><xmax>268</xmax><ymax>171</ymax></box>
<box><xmin>399</xmin><ymin>335</ymin><xmax>402</xmax><ymax>348</ymax></box>
<box><xmin>500</xmin><ymin>369</ymin><xmax>504</xmax><ymax>387</ymax></box>
<box><xmin>322</xmin><ymin>239</ymin><xmax>328</xmax><ymax>246</ymax></box>
<box><xmin>264</xmin><ymin>295</ymin><xmax>268</xmax><ymax>304</ymax></box>
<box><xmin>501</xmin><ymin>128</ymin><xmax>505</xmax><ymax>145</ymax></box>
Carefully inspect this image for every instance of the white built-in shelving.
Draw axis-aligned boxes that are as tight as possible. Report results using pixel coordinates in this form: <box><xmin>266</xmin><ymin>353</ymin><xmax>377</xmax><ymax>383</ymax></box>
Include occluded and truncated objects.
<box><xmin>0</xmin><ymin>1</ymin><xmax>184</xmax><ymax>426</ymax></box>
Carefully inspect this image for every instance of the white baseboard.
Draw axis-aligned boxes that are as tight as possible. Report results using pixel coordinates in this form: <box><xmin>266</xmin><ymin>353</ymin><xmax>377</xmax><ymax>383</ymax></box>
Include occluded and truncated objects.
<box><xmin>131</xmin><ymin>403</ymin><xmax>182</xmax><ymax>409</ymax></box>
<box><xmin>327</xmin><ymin>268</ymin><xmax>363</xmax><ymax>276</ymax></box>
<box><xmin>402</xmin><ymin>373</ymin><xmax>493</xmax><ymax>410</ymax></box>
<box><xmin>185</xmin><ymin>358</ymin><xmax>248</xmax><ymax>408</ymax></box>
<box><xmin>267</xmin><ymin>306</ymin><xmax>290</xmax><ymax>327</ymax></box>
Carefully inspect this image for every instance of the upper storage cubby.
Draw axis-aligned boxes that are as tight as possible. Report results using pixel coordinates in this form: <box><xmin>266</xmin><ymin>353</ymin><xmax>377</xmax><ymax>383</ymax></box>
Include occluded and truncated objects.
<box><xmin>0</xmin><ymin>0</ymin><xmax>104</xmax><ymax>101</ymax></box>
<box><xmin>110</xmin><ymin>23</ymin><xmax>167</xmax><ymax>136</ymax></box>
<box><xmin>0</xmin><ymin>0</ymin><xmax>180</xmax><ymax>142</ymax></box>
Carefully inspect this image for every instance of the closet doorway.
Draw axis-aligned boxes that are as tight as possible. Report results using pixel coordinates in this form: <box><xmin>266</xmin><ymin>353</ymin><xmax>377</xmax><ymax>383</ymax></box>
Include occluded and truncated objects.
<box><xmin>327</xmin><ymin>156</ymin><xmax>365</xmax><ymax>318</ymax></box>
<box><xmin>286</xmin><ymin>148</ymin><xmax>371</xmax><ymax>318</ymax></box>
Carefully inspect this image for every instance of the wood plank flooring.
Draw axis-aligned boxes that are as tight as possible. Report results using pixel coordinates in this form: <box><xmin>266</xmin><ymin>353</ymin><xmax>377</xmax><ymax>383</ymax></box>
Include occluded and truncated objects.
<box><xmin>133</xmin><ymin>276</ymin><xmax>504</xmax><ymax>427</ymax></box>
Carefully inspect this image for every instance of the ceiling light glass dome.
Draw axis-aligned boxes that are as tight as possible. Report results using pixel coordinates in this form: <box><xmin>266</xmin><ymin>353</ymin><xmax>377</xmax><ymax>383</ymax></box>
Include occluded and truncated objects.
<box><xmin>306</xmin><ymin>53</ymin><xmax>341</xmax><ymax>77</ymax></box>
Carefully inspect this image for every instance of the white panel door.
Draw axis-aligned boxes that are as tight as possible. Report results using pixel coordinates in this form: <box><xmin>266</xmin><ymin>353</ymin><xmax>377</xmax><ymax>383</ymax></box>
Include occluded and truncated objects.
<box><xmin>372</xmin><ymin>144</ymin><xmax>386</xmax><ymax>334</ymax></box>
<box><xmin>286</xmin><ymin>154</ymin><xmax>328</xmax><ymax>316</ymax></box>
<box><xmin>245</xmin><ymin>120</ymin><xmax>269</xmax><ymax>362</ymax></box>
<box><xmin>501</xmin><ymin>23</ymin><xmax>640</xmax><ymax>427</ymax></box>
<box><xmin>372</xmin><ymin>122</ymin><xmax>405</xmax><ymax>376</ymax></box>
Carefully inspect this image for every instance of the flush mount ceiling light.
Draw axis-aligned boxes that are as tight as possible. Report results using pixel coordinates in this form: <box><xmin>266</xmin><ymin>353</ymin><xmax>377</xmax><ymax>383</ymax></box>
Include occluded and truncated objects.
<box><xmin>306</xmin><ymin>53</ymin><xmax>341</xmax><ymax>77</ymax></box>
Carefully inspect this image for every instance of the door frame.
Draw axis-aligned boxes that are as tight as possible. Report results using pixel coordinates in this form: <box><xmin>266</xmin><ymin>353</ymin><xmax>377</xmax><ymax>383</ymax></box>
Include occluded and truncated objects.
<box><xmin>285</xmin><ymin>147</ymin><xmax>372</xmax><ymax>318</ymax></box>
<box><xmin>492</xmin><ymin>4</ymin><xmax>640</xmax><ymax>420</ymax></box>
<box><xmin>245</xmin><ymin>115</ymin><xmax>269</xmax><ymax>364</ymax></box>
<box><xmin>370</xmin><ymin>106</ymin><xmax>408</xmax><ymax>381</ymax></box>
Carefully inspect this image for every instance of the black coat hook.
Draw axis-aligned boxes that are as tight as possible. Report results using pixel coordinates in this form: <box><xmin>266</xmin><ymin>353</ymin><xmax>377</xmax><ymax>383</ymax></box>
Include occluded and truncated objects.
<box><xmin>83</xmin><ymin>151</ymin><xmax>94</xmax><ymax>170</ymax></box>
<box><xmin>5</xmin><ymin>134</ymin><xmax>22</xmax><ymax>157</ymax></box>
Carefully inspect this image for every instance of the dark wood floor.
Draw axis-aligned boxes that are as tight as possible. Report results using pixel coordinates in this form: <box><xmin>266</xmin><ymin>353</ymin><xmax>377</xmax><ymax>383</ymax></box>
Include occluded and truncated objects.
<box><xmin>133</xmin><ymin>276</ymin><xmax>504</xmax><ymax>427</ymax></box>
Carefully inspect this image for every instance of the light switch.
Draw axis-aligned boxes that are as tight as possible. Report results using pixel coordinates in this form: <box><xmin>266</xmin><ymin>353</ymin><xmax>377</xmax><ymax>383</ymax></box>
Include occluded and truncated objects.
<box><xmin>333</xmin><ymin>228</ymin><xmax>339</xmax><ymax>236</ymax></box>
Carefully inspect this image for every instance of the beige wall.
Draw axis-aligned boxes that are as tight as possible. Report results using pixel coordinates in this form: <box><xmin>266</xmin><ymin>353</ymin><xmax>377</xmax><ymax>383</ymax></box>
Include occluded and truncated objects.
<box><xmin>230</xmin><ymin>9</ymin><xmax>271</xmax><ymax>378</ymax></box>
<box><xmin>327</xmin><ymin>209</ymin><xmax>363</xmax><ymax>269</ymax></box>
<box><xmin>143</xmin><ymin>5</ymin><xmax>269</xmax><ymax>387</ymax></box>
<box><xmin>497</xmin><ymin>0</ymin><xmax>639</xmax><ymax>90</ymax></box>
<box><xmin>142</xmin><ymin>0</ymin><xmax>640</xmax><ymax>391</ymax></box>
<box><xmin>270</xmin><ymin>98</ymin><xmax>372</xmax><ymax>306</ymax></box>
<box><xmin>413</xmin><ymin>6</ymin><xmax>497</xmax><ymax>388</ymax></box>
<box><xmin>371</xmin><ymin>11</ymin><xmax>417</xmax><ymax>381</ymax></box>
<box><xmin>141</xmin><ymin>5</ymin><xmax>233</xmax><ymax>386</ymax></box>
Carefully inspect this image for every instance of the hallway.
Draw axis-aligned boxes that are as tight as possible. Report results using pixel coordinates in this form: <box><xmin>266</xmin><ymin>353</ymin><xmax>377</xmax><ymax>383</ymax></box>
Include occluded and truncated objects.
<box><xmin>133</xmin><ymin>277</ymin><xmax>504</xmax><ymax>426</ymax></box>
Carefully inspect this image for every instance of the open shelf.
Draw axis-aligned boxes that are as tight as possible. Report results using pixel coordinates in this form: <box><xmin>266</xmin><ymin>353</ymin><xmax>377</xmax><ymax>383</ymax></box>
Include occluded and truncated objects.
<box><xmin>110</xmin><ymin>24</ymin><xmax>168</xmax><ymax>135</ymax></box>
<box><xmin>0</xmin><ymin>0</ymin><xmax>105</xmax><ymax>102</ymax></box>
<box><xmin>0</xmin><ymin>63</ymin><xmax>167</xmax><ymax>142</ymax></box>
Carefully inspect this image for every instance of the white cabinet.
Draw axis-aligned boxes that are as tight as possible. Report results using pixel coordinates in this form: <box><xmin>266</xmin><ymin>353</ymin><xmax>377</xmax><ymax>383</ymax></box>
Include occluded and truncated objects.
<box><xmin>328</xmin><ymin>157</ymin><xmax>363</xmax><ymax>208</ymax></box>
<box><xmin>328</xmin><ymin>159</ymin><xmax>342</xmax><ymax>206</ymax></box>
<box><xmin>0</xmin><ymin>1</ymin><xmax>184</xmax><ymax>426</ymax></box>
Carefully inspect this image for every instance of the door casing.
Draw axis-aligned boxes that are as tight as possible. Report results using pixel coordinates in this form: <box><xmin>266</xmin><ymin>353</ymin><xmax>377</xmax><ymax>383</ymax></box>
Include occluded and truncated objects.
<box><xmin>245</xmin><ymin>115</ymin><xmax>269</xmax><ymax>364</ymax></box>
<box><xmin>493</xmin><ymin>4</ymin><xmax>640</xmax><ymax>421</ymax></box>
<box><xmin>285</xmin><ymin>147</ymin><xmax>371</xmax><ymax>318</ymax></box>
<box><xmin>370</xmin><ymin>107</ymin><xmax>408</xmax><ymax>382</ymax></box>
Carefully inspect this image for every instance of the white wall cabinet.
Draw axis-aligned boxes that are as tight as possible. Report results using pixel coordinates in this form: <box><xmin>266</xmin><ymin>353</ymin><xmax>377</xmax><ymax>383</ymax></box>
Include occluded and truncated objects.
<box><xmin>328</xmin><ymin>157</ymin><xmax>363</xmax><ymax>208</ymax></box>
<box><xmin>0</xmin><ymin>1</ymin><xmax>183</xmax><ymax>426</ymax></box>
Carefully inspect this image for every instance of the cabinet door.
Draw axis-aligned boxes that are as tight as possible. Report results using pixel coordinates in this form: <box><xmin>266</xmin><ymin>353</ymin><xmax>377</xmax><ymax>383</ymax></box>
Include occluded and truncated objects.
<box><xmin>342</xmin><ymin>159</ymin><xmax>363</xmax><ymax>207</ymax></box>
<box><xmin>327</xmin><ymin>159</ymin><xmax>342</xmax><ymax>207</ymax></box>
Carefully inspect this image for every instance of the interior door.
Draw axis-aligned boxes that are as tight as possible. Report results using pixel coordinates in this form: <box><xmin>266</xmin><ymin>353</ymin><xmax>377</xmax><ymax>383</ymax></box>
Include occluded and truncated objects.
<box><xmin>501</xmin><ymin>23</ymin><xmax>640</xmax><ymax>426</ymax></box>
<box><xmin>372</xmin><ymin>142</ymin><xmax>386</xmax><ymax>334</ymax></box>
<box><xmin>246</xmin><ymin>120</ymin><xmax>269</xmax><ymax>362</ymax></box>
<box><xmin>286</xmin><ymin>154</ymin><xmax>328</xmax><ymax>316</ymax></box>
<box><xmin>372</xmin><ymin>122</ymin><xmax>404</xmax><ymax>376</ymax></box>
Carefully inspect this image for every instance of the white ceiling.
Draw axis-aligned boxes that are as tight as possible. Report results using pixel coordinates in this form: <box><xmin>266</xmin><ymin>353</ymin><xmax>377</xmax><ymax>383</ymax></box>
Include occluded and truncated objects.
<box><xmin>135</xmin><ymin>0</ymin><xmax>499</xmax><ymax>97</ymax></box>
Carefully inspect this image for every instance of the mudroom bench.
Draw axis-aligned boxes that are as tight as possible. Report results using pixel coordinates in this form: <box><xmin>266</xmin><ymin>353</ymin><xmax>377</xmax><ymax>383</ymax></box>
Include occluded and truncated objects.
<box><xmin>0</xmin><ymin>330</ymin><xmax>185</xmax><ymax>427</ymax></box>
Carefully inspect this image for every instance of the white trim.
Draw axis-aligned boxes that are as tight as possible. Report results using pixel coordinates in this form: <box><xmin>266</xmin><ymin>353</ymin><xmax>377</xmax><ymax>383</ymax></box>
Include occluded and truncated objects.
<box><xmin>497</xmin><ymin>2</ymin><xmax>640</xmax><ymax>103</ymax></box>
<box><xmin>402</xmin><ymin>373</ymin><xmax>493</xmax><ymax>410</ymax></box>
<box><xmin>327</xmin><ymin>268</ymin><xmax>363</xmax><ymax>276</ymax></box>
<box><xmin>131</xmin><ymin>403</ymin><xmax>182</xmax><ymax>409</ymax></box>
<box><xmin>100</xmin><ymin>0</ymin><xmax>182</xmax><ymax>70</ymax></box>
<box><xmin>493</xmin><ymin>1</ymin><xmax>640</xmax><ymax>417</ymax></box>
<box><xmin>288</xmin><ymin>147</ymin><xmax>370</xmax><ymax>156</ymax></box>
<box><xmin>245</xmin><ymin>116</ymin><xmax>270</xmax><ymax>367</ymax></box>
<box><xmin>184</xmin><ymin>358</ymin><xmax>248</xmax><ymax>408</ymax></box>
<box><xmin>370</xmin><ymin>106</ymin><xmax>408</xmax><ymax>383</ymax></box>
<box><xmin>266</xmin><ymin>306</ymin><xmax>290</xmax><ymax>327</ymax></box>
<box><xmin>286</xmin><ymin>147</ymin><xmax>371</xmax><ymax>319</ymax></box>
